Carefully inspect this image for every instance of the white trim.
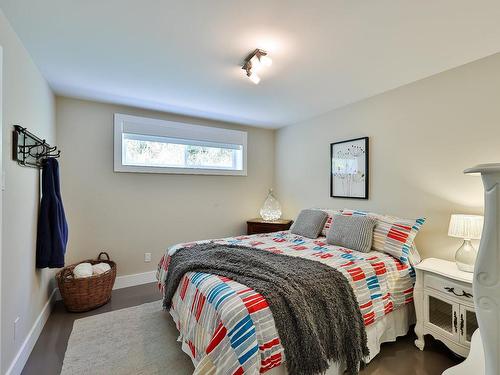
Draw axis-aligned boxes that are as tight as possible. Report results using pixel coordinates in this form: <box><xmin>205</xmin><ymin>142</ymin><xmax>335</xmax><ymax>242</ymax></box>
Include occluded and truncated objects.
<box><xmin>113</xmin><ymin>270</ymin><xmax>157</xmax><ymax>290</ymax></box>
<box><xmin>6</xmin><ymin>288</ymin><xmax>58</xmax><ymax>375</ymax></box>
<box><xmin>10</xmin><ymin>271</ymin><xmax>157</xmax><ymax>374</ymax></box>
<box><xmin>114</xmin><ymin>113</ymin><xmax>248</xmax><ymax>176</ymax></box>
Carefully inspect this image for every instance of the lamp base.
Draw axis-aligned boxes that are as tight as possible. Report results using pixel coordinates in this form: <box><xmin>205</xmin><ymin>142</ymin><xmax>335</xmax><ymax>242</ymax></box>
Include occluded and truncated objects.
<box><xmin>455</xmin><ymin>239</ymin><xmax>477</xmax><ymax>273</ymax></box>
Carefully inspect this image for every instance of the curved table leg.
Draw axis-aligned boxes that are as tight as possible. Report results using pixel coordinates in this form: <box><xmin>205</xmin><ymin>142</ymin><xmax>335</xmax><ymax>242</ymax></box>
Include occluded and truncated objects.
<box><xmin>414</xmin><ymin>268</ymin><xmax>425</xmax><ymax>351</ymax></box>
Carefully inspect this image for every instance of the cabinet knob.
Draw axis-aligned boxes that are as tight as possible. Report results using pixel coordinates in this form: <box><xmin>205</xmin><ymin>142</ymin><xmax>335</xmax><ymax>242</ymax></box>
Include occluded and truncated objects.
<box><xmin>460</xmin><ymin>314</ymin><xmax>464</xmax><ymax>336</ymax></box>
<box><xmin>454</xmin><ymin>311</ymin><xmax>458</xmax><ymax>333</ymax></box>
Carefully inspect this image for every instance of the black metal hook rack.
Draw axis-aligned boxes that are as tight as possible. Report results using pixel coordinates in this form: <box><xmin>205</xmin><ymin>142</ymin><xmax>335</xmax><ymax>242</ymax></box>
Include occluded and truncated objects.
<box><xmin>12</xmin><ymin>125</ymin><xmax>61</xmax><ymax>168</ymax></box>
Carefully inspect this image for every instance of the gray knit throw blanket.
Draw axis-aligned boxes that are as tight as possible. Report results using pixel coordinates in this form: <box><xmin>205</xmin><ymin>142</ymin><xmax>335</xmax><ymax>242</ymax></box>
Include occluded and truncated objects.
<box><xmin>163</xmin><ymin>243</ymin><xmax>369</xmax><ymax>375</ymax></box>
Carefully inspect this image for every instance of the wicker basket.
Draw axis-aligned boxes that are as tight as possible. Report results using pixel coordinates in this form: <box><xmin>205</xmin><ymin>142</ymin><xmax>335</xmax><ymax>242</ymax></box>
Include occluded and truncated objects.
<box><xmin>56</xmin><ymin>252</ymin><xmax>117</xmax><ymax>312</ymax></box>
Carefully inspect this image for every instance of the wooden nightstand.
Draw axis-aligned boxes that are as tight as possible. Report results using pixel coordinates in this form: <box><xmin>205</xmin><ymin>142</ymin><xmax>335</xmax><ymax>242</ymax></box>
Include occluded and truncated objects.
<box><xmin>246</xmin><ymin>218</ymin><xmax>293</xmax><ymax>235</ymax></box>
<box><xmin>414</xmin><ymin>258</ymin><xmax>477</xmax><ymax>357</ymax></box>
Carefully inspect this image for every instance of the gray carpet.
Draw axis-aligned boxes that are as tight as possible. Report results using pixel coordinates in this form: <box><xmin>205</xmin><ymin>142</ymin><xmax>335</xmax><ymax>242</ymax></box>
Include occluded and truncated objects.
<box><xmin>61</xmin><ymin>301</ymin><xmax>193</xmax><ymax>375</ymax></box>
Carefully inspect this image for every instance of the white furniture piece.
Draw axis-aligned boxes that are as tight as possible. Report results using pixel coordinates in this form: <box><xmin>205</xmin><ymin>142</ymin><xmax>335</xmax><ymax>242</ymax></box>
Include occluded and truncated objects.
<box><xmin>443</xmin><ymin>329</ymin><xmax>485</xmax><ymax>375</ymax></box>
<box><xmin>414</xmin><ymin>258</ymin><xmax>477</xmax><ymax>357</ymax></box>
<box><xmin>462</xmin><ymin>164</ymin><xmax>500</xmax><ymax>375</ymax></box>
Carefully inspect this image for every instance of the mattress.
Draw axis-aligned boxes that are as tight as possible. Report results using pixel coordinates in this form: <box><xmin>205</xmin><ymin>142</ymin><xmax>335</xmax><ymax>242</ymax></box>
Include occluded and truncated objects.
<box><xmin>157</xmin><ymin>231</ymin><xmax>416</xmax><ymax>374</ymax></box>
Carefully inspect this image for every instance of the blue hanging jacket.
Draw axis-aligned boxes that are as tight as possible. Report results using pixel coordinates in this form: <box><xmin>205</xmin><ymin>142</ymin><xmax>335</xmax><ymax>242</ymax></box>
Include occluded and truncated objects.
<box><xmin>36</xmin><ymin>158</ymin><xmax>69</xmax><ymax>268</ymax></box>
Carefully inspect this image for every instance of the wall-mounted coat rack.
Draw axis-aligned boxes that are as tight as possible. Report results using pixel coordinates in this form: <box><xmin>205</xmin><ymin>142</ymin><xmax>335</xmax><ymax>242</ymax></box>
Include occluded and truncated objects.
<box><xmin>12</xmin><ymin>125</ymin><xmax>61</xmax><ymax>168</ymax></box>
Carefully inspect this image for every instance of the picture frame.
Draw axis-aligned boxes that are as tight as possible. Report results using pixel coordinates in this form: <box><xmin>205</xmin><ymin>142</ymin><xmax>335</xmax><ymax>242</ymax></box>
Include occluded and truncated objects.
<box><xmin>330</xmin><ymin>137</ymin><xmax>369</xmax><ymax>199</ymax></box>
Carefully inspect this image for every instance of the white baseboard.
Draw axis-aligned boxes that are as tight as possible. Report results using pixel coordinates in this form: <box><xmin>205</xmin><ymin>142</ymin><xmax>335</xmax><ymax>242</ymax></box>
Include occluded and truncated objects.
<box><xmin>6</xmin><ymin>288</ymin><xmax>58</xmax><ymax>375</ymax></box>
<box><xmin>9</xmin><ymin>271</ymin><xmax>157</xmax><ymax>375</ymax></box>
<box><xmin>113</xmin><ymin>270</ymin><xmax>157</xmax><ymax>290</ymax></box>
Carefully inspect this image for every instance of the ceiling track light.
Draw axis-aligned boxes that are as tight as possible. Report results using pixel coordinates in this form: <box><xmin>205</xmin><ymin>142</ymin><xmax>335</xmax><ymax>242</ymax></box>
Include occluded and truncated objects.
<box><xmin>242</xmin><ymin>49</ymin><xmax>272</xmax><ymax>84</ymax></box>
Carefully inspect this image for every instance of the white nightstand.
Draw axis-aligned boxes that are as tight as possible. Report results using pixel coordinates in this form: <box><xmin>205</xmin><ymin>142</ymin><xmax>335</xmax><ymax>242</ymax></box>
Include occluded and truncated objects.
<box><xmin>414</xmin><ymin>258</ymin><xmax>477</xmax><ymax>357</ymax></box>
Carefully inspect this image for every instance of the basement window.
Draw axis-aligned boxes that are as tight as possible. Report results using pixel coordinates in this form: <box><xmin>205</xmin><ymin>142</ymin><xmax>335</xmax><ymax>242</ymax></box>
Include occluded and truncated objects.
<box><xmin>114</xmin><ymin>114</ymin><xmax>247</xmax><ymax>175</ymax></box>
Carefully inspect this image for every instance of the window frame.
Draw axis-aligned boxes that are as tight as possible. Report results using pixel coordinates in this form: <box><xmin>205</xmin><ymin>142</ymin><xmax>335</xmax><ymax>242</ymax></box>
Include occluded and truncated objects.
<box><xmin>114</xmin><ymin>113</ymin><xmax>248</xmax><ymax>176</ymax></box>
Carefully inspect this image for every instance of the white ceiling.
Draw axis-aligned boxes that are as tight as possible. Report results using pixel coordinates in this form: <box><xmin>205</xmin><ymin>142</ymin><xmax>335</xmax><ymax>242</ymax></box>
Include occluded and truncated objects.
<box><xmin>1</xmin><ymin>1</ymin><xmax>500</xmax><ymax>128</ymax></box>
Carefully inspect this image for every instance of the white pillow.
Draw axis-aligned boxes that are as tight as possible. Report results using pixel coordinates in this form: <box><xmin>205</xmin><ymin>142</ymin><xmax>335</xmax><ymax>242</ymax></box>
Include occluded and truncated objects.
<box><xmin>342</xmin><ymin>209</ymin><xmax>426</xmax><ymax>265</ymax></box>
<box><xmin>92</xmin><ymin>262</ymin><xmax>111</xmax><ymax>275</ymax></box>
<box><xmin>73</xmin><ymin>262</ymin><xmax>93</xmax><ymax>278</ymax></box>
<box><xmin>408</xmin><ymin>244</ymin><xmax>422</xmax><ymax>266</ymax></box>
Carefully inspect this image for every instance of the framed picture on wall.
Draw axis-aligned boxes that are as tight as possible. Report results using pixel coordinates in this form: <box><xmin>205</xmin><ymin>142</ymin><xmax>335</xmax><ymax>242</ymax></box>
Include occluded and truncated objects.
<box><xmin>330</xmin><ymin>137</ymin><xmax>369</xmax><ymax>199</ymax></box>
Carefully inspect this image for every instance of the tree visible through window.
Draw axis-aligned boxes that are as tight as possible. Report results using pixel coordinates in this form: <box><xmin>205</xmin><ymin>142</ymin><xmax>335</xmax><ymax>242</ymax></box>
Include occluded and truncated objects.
<box><xmin>186</xmin><ymin>145</ymin><xmax>234</xmax><ymax>168</ymax></box>
<box><xmin>123</xmin><ymin>135</ymin><xmax>241</xmax><ymax>170</ymax></box>
<box><xmin>114</xmin><ymin>113</ymin><xmax>247</xmax><ymax>175</ymax></box>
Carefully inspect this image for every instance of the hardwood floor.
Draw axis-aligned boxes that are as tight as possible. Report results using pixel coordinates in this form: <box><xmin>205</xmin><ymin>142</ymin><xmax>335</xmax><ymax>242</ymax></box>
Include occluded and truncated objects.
<box><xmin>22</xmin><ymin>283</ymin><xmax>160</xmax><ymax>375</ymax></box>
<box><xmin>22</xmin><ymin>283</ymin><xmax>462</xmax><ymax>375</ymax></box>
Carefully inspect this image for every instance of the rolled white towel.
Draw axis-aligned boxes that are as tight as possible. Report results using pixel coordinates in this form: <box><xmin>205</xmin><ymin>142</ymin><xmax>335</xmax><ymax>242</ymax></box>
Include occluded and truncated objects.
<box><xmin>92</xmin><ymin>262</ymin><xmax>111</xmax><ymax>275</ymax></box>
<box><xmin>73</xmin><ymin>262</ymin><xmax>93</xmax><ymax>278</ymax></box>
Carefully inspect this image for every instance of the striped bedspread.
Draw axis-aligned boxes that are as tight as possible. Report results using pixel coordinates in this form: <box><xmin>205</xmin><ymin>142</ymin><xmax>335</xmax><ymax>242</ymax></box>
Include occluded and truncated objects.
<box><xmin>157</xmin><ymin>231</ymin><xmax>415</xmax><ymax>374</ymax></box>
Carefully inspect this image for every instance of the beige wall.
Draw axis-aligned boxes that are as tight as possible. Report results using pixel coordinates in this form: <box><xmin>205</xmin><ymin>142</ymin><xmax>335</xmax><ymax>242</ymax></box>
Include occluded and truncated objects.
<box><xmin>275</xmin><ymin>53</ymin><xmax>500</xmax><ymax>261</ymax></box>
<box><xmin>2</xmin><ymin>11</ymin><xmax>500</xmax><ymax>371</ymax></box>
<box><xmin>55</xmin><ymin>97</ymin><xmax>275</xmax><ymax>276</ymax></box>
<box><xmin>1</xmin><ymin>9</ymin><xmax>56</xmax><ymax>373</ymax></box>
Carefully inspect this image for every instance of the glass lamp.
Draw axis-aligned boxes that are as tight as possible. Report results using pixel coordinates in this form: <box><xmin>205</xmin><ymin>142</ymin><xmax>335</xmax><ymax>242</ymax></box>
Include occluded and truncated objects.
<box><xmin>448</xmin><ymin>214</ymin><xmax>484</xmax><ymax>272</ymax></box>
<box><xmin>260</xmin><ymin>189</ymin><xmax>282</xmax><ymax>221</ymax></box>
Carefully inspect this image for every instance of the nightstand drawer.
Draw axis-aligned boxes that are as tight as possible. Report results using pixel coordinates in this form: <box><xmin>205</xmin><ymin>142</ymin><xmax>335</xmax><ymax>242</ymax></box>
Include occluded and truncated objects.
<box><xmin>246</xmin><ymin>219</ymin><xmax>293</xmax><ymax>235</ymax></box>
<box><xmin>425</xmin><ymin>274</ymin><xmax>473</xmax><ymax>304</ymax></box>
<box><xmin>248</xmin><ymin>223</ymin><xmax>280</xmax><ymax>234</ymax></box>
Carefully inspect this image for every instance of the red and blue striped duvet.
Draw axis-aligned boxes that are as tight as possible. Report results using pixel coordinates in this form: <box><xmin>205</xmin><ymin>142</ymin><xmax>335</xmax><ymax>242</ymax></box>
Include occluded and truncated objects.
<box><xmin>157</xmin><ymin>231</ymin><xmax>415</xmax><ymax>374</ymax></box>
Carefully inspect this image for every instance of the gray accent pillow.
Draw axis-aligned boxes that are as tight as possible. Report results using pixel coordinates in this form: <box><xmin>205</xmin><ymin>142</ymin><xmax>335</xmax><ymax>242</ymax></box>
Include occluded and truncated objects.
<box><xmin>326</xmin><ymin>215</ymin><xmax>376</xmax><ymax>253</ymax></box>
<box><xmin>290</xmin><ymin>209</ymin><xmax>328</xmax><ymax>239</ymax></box>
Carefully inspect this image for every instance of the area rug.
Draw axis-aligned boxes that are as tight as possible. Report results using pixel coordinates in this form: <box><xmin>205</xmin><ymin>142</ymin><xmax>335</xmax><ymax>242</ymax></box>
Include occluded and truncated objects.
<box><xmin>61</xmin><ymin>301</ymin><xmax>193</xmax><ymax>375</ymax></box>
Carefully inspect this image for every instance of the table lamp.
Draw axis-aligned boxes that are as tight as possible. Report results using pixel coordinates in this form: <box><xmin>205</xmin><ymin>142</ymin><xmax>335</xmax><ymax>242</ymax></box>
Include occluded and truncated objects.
<box><xmin>259</xmin><ymin>189</ymin><xmax>282</xmax><ymax>221</ymax></box>
<box><xmin>448</xmin><ymin>214</ymin><xmax>484</xmax><ymax>272</ymax></box>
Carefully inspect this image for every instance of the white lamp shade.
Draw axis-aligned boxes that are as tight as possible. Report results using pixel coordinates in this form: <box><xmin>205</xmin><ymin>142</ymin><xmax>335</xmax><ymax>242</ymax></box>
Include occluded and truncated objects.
<box><xmin>448</xmin><ymin>214</ymin><xmax>484</xmax><ymax>240</ymax></box>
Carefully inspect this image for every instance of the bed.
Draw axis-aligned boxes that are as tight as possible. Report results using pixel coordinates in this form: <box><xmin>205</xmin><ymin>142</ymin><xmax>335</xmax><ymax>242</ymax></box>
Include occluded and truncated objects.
<box><xmin>157</xmin><ymin>229</ymin><xmax>417</xmax><ymax>375</ymax></box>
